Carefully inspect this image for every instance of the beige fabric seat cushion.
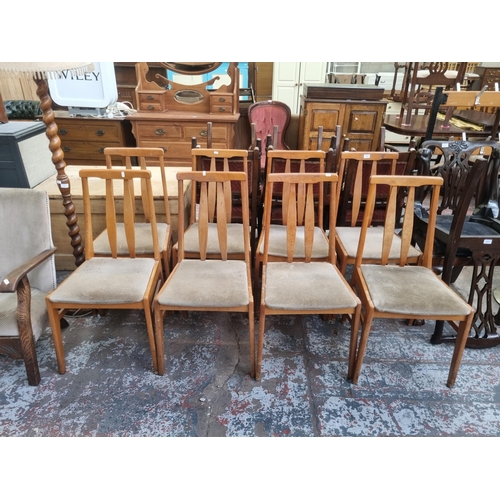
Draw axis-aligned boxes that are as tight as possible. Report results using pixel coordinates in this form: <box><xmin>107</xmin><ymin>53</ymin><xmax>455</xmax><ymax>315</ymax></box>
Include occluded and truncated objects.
<box><xmin>0</xmin><ymin>288</ymin><xmax>48</xmax><ymax>339</ymax></box>
<box><xmin>48</xmin><ymin>257</ymin><xmax>158</xmax><ymax>305</ymax></box>
<box><xmin>93</xmin><ymin>222</ymin><xmax>169</xmax><ymax>255</ymax></box>
<box><xmin>178</xmin><ymin>222</ymin><xmax>245</xmax><ymax>255</ymax></box>
<box><xmin>259</xmin><ymin>225</ymin><xmax>329</xmax><ymax>259</ymax></box>
<box><xmin>157</xmin><ymin>260</ymin><xmax>250</xmax><ymax>308</ymax></box>
<box><xmin>336</xmin><ymin>226</ymin><xmax>421</xmax><ymax>260</ymax></box>
<box><xmin>360</xmin><ymin>264</ymin><xmax>473</xmax><ymax>316</ymax></box>
<box><xmin>264</xmin><ymin>262</ymin><xmax>358</xmax><ymax>310</ymax></box>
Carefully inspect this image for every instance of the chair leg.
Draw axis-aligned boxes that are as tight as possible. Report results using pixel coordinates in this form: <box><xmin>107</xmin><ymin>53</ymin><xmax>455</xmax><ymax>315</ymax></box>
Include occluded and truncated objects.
<box><xmin>154</xmin><ymin>303</ymin><xmax>165</xmax><ymax>376</ymax></box>
<box><xmin>256</xmin><ymin>304</ymin><xmax>266</xmax><ymax>381</ymax></box>
<box><xmin>447</xmin><ymin>311</ymin><xmax>474</xmax><ymax>388</ymax></box>
<box><xmin>248</xmin><ymin>303</ymin><xmax>256</xmax><ymax>379</ymax></box>
<box><xmin>143</xmin><ymin>298</ymin><xmax>158</xmax><ymax>374</ymax></box>
<box><xmin>347</xmin><ymin>304</ymin><xmax>362</xmax><ymax>380</ymax></box>
<box><xmin>351</xmin><ymin>308</ymin><xmax>374</xmax><ymax>384</ymax></box>
<box><xmin>46</xmin><ymin>298</ymin><xmax>66</xmax><ymax>374</ymax></box>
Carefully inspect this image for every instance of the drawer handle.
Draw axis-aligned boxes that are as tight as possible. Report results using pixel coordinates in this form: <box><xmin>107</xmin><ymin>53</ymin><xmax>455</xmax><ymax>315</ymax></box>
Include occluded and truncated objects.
<box><xmin>62</xmin><ymin>146</ymin><xmax>71</xmax><ymax>152</ymax></box>
<box><xmin>98</xmin><ymin>147</ymin><xmax>105</xmax><ymax>153</ymax></box>
<box><xmin>155</xmin><ymin>128</ymin><xmax>166</xmax><ymax>136</ymax></box>
<box><xmin>147</xmin><ymin>105</ymin><xmax>154</xmax><ymax>110</ymax></box>
<box><xmin>147</xmin><ymin>95</ymin><xmax>154</xmax><ymax>100</ymax></box>
<box><xmin>200</xmin><ymin>130</ymin><xmax>207</xmax><ymax>137</ymax></box>
<box><xmin>161</xmin><ymin>147</ymin><xmax>167</xmax><ymax>152</ymax></box>
<box><xmin>218</xmin><ymin>97</ymin><xmax>226</xmax><ymax>102</ymax></box>
<box><xmin>59</xmin><ymin>128</ymin><xmax>68</xmax><ymax>135</ymax></box>
<box><xmin>95</xmin><ymin>130</ymin><xmax>105</xmax><ymax>136</ymax></box>
<box><xmin>218</xmin><ymin>107</ymin><xmax>226</xmax><ymax>112</ymax></box>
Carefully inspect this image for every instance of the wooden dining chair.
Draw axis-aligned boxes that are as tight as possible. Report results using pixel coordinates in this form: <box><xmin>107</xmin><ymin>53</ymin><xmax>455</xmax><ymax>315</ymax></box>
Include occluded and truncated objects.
<box><xmin>154</xmin><ymin>170</ymin><xmax>255</xmax><ymax>377</ymax></box>
<box><xmin>45</xmin><ymin>169</ymin><xmax>163</xmax><ymax>375</ymax></box>
<box><xmin>256</xmin><ymin>171</ymin><xmax>361</xmax><ymax>381</ymax></box>
<box><xmin>93</xmin><ymin>147</ymin><xmax>172</xmax><ymax>277</ymax></box>
<box><xmin>335</xmin><ymin>150</ymin><xmax>421</xmax><ymax>276</ymax></box>
<box><xmin>254</xmin><ymin>149</ymin><xmax>334</xmax><ymax>287</ymax></box>
<box><xmin>349</xmin><ymin>174</ymin><xmax>475</xmax><ymax>388</ymax></box>
<box><xmin>171</xmin><ymin>147</ymin><xmax>261</xmax><ymax>267</ymax></box>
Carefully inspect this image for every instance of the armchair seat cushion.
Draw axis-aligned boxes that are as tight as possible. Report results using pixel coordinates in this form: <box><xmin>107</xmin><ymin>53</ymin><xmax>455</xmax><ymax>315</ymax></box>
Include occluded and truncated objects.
<box><xmin>48</xmin><ymin>258</ymin><xmax>158</xmax><ymax>305</ymax></box>
<box><xmin>157</xmin><ymin>259</ymin><xmax>249</xmax><ymax>308</ymax></box>
<box><xmin>178</xmin><ymin>222</ymin><xmax>245</xmax><ymax>255</ymax></box>
<box><xmin>360</xmin><ymin>264</ymin><xmax>472</xmax><ymax>316</ymax></box>
<box><xmin>0</xmin><ymin>288</ymin><xmax>48</xmax><ymax>338</ymax></box>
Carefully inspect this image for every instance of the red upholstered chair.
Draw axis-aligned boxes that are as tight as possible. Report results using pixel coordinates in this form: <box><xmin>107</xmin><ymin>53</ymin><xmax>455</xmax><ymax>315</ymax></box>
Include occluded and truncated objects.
<box><xmin>248</xmin><ymin>100</ymin><xmax>291</xmax><ymax>170</ymax></box>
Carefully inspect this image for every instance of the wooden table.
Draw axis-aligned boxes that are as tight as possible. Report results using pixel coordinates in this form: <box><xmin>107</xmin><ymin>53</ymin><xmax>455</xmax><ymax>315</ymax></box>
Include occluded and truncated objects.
<box><xmin>34</xmin><ymin>165</ymin><xmax>191</xmax><ymax>270</ymax></box>
<box><xmin>383</xmin><ymin>114</ymin><xmax>493</xmax><ymax>142</ymax></box>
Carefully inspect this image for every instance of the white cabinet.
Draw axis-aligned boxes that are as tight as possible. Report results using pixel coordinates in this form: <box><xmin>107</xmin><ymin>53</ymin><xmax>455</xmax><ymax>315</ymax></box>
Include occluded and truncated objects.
<box><xmin>272</xmin><ymin>62</ymin><xmax>327</xmax><ymax>114</ymax></box>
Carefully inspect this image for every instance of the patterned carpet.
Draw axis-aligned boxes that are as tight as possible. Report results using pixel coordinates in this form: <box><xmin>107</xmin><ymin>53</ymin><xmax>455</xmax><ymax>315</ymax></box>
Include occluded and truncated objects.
<box><xmin>3</xmin><ymin>283</ymin><xmax>500</xmax><ymax>436</ymax></box>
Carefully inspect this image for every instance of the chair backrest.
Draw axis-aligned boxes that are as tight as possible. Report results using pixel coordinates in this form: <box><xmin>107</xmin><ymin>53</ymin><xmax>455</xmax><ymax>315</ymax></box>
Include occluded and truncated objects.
<box><xmin>337</xmin><ymin>151</ymin><xmax>407</xmax><ymax>227</ymax></box>
<box><xmin>0</xmin><ymin>188</ymin><xmax>56</xmax><ymax>293</ymax></box>
<box><xmin>415</xmin><ymin>139</ymin><xmax>500</xmax><ymax>218</ymax></box>
<box><xmin>104</xmin><ymin>147</ymin><xmax>171</xmax><ymax>224</ymax></box>
<box><xmin>264</xmin><ymin>149</ymin><xmax>327</xmax><ymax>227</ymax></box>
<box><xmin>355</xmin><ymin>175</ymin><xmax>444</xmax><ymax>269</ymax></box>
<box><xmin>261</xmin><ymin>172</ymin><xmax>339</xmax><ymax>264</ymax></box>
<box><xmin>79</xmin><ymin>168</ymin><xmax>160</xmax><ymax>261</ymax></box>
<box><xmin>176</xmin><ymin>170</ymin><xmax>251</xmax><ymax>264</ymax></box>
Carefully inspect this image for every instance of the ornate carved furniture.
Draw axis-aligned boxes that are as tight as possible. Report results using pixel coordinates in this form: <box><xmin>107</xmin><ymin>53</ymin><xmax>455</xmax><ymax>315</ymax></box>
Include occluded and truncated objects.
<box><xmin>0</xmin><ymin>188</ymin><xmax>57</xmax><ymax>386</ymax></box>
<box><xmin>256</xmin><ymin>171</ymin><xmax>361</xmax><ymax>381</ymax></box>
<box><xmin>46</xmin><ymin>168</ymin><xmax>163</xmax><ymax>375</ymax></box>
<box><xmin>298</xmin><ymin>84</ymin><xmax>386</xmax><ymax>153</ymax></box>
<box><xmin>128</xmin><ymin>63</ymin><xmax>240</xmax><ymax>166</ymax></box>
<box><xmin>154</xmin><ymin>170</ymin><xmax>255</xmax><ymax>377</ymax></box>
<box><xmin>411</xmin><ymin>139</ymin><xmax>500</xmax><ymax>347</ymax></box>
<box><xmin>349</xmin><ymin>175</ymin><xmax>475</xmax><ymax>388</ymax></box>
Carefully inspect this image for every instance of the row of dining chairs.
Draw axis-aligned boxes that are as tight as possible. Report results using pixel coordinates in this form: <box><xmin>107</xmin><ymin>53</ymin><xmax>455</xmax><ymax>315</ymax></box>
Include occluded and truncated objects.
<box><xmin>39</xmin><ymin>143</ymin><xmax>476</xmax><ymax>390</ymax></box>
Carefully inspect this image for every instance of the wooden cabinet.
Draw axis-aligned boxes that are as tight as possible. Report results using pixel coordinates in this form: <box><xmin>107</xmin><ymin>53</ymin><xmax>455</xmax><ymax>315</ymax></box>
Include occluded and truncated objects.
<box><xmin>474</xmin><ymin>66</ymin><xmax>500</xmax><ymax>91</ymax></box>
<box><xmin>298</xmin><ymin>95</ymin><xmax>387</xmax><ymax>151</ymax></box>
<box><xmin>54</xmin><ymin>112</ymin><xmax>136</xmax><ymax>165</ymax></box>
<box><xmin>128</xmin><ymin>112</ymin><xmax>238</xmax><ymax>166</ymax></box>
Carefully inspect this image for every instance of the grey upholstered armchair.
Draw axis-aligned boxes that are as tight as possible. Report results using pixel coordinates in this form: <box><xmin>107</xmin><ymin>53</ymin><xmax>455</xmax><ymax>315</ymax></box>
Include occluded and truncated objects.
<box><xmin>0</xmin><ymin>188</ymin><xmax>57</xmax><ymax>385</ymax></box>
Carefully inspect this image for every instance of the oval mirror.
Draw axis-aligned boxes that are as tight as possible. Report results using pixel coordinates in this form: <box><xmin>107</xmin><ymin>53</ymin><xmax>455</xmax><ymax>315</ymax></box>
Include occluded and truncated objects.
<box><xmin>162</xmin><ymin>62</ymin><xmax>222</xmax><ymax>75</ymax></box>
<box><xmin>174</xmin><ymin>89</ymin><xmax>205</xmax><ymax>104</ymax></box>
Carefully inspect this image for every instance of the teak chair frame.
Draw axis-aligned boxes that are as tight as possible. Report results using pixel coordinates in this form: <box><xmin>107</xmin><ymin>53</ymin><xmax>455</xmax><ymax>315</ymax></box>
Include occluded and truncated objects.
<box><xmin>154</xmin><ymin>170</ymin><xmax>255</xmax><ymax>377</ymax></box>
<box><xmin>94</xmin><ymin>147</ymin><xmax>172</xmax><ymax>277</ymax></box>
<box><xmin>256</xmin><ymin>171</ymin><xmax>361</xmax><ymax>381</ymax></box>
<box><xmin>349</xmin><ymin>175</ymin><xmax>475</xmax><ymax>388</ymax></box>
<box><xmin>46</xmin><ymin>169</ymin><xmax>163</xmax><ymax>375</ymax></box>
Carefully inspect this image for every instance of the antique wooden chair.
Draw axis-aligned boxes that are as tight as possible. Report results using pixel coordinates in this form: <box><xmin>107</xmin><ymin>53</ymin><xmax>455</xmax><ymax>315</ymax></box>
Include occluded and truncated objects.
<box><xmin>411</xmin><ymin>139</ymin><xmax>500</xmax><ymax>345</ymax></box>
<box><xmin>349</xmin><ymin>175</ymin><xmax>475</xmax><ymax>388</ymax></box>
<box><xmin>335</xmin><ymin>150</ymin><xmax>421</xmax><ymax>276</ymax></box>
<box><xmin>256</xmin><ymin>171</ymin><xmax>361</xmax><ymax>381</ymax></box>
<box><xmin>171</xmin><ymin>148</ymin><xmax>261</xmax><ymax>267</ymax></box>
<box><xmin>0</xmin><ymin>188</ymin><xmax>57</xmax><ymax>385</ymax></box>
<box><xmin>45</xmin><ymin>169</ymin><xmax>163</xmax><ymax>375</ymax></box>
<box><xmin>254</xmin><ymin>149</ymin><xmax>334</xmax><ymax>286</ymax></box>
<box><xmin>93</xmin><ymin>147</ymin><xmax>172</xmax><ymax>277</ymax></box>
<box><xmin>248</xmin><ymin>100</ymin><xmax>291</xmax><ymax>170</ymax></box>
<box><xmin>154</xmin><ymin>170</ymin><xmax>255</xmax><ymax>377</ymax></box>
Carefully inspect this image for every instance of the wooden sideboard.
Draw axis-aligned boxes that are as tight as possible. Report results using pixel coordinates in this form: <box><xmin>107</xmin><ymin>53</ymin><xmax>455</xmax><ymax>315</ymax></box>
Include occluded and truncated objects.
<box><xmin>127</xmin><ymin>111</ymin><xmax>238</xmax><ymax>166</ymax></box>
<box><xmin>54</xmin><ymin>112</ymin><xmax>136</xmax><ymax>165</ymax></box>
<box><xmin>298</xmin><ymin>85</ymin><xmax>387</xmax><ymax>152</ymax></box>
<box><xmin>473</xmin><ymin>66</ymin><xmax>500</xmax><ymax>91</ymax></box>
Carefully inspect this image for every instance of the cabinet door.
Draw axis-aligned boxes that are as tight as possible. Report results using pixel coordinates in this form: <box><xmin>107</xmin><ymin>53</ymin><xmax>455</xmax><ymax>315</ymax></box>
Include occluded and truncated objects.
<box><xmin>344</xmin><ymin>103</ymin><xmax>386</xmax><ymax>151</ymax></box>
<box><xmin>299</xmin><ymin>101</ymin><xmax>344</xmax><ymax>150</ymax></box>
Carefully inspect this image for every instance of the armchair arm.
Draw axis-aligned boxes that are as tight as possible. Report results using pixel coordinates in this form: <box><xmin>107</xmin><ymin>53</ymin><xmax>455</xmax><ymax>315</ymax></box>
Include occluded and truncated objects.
<box><xmin>0</xmin><ymin>247</ymin><xmax>56</xmax><ymax>293</ymax></box>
